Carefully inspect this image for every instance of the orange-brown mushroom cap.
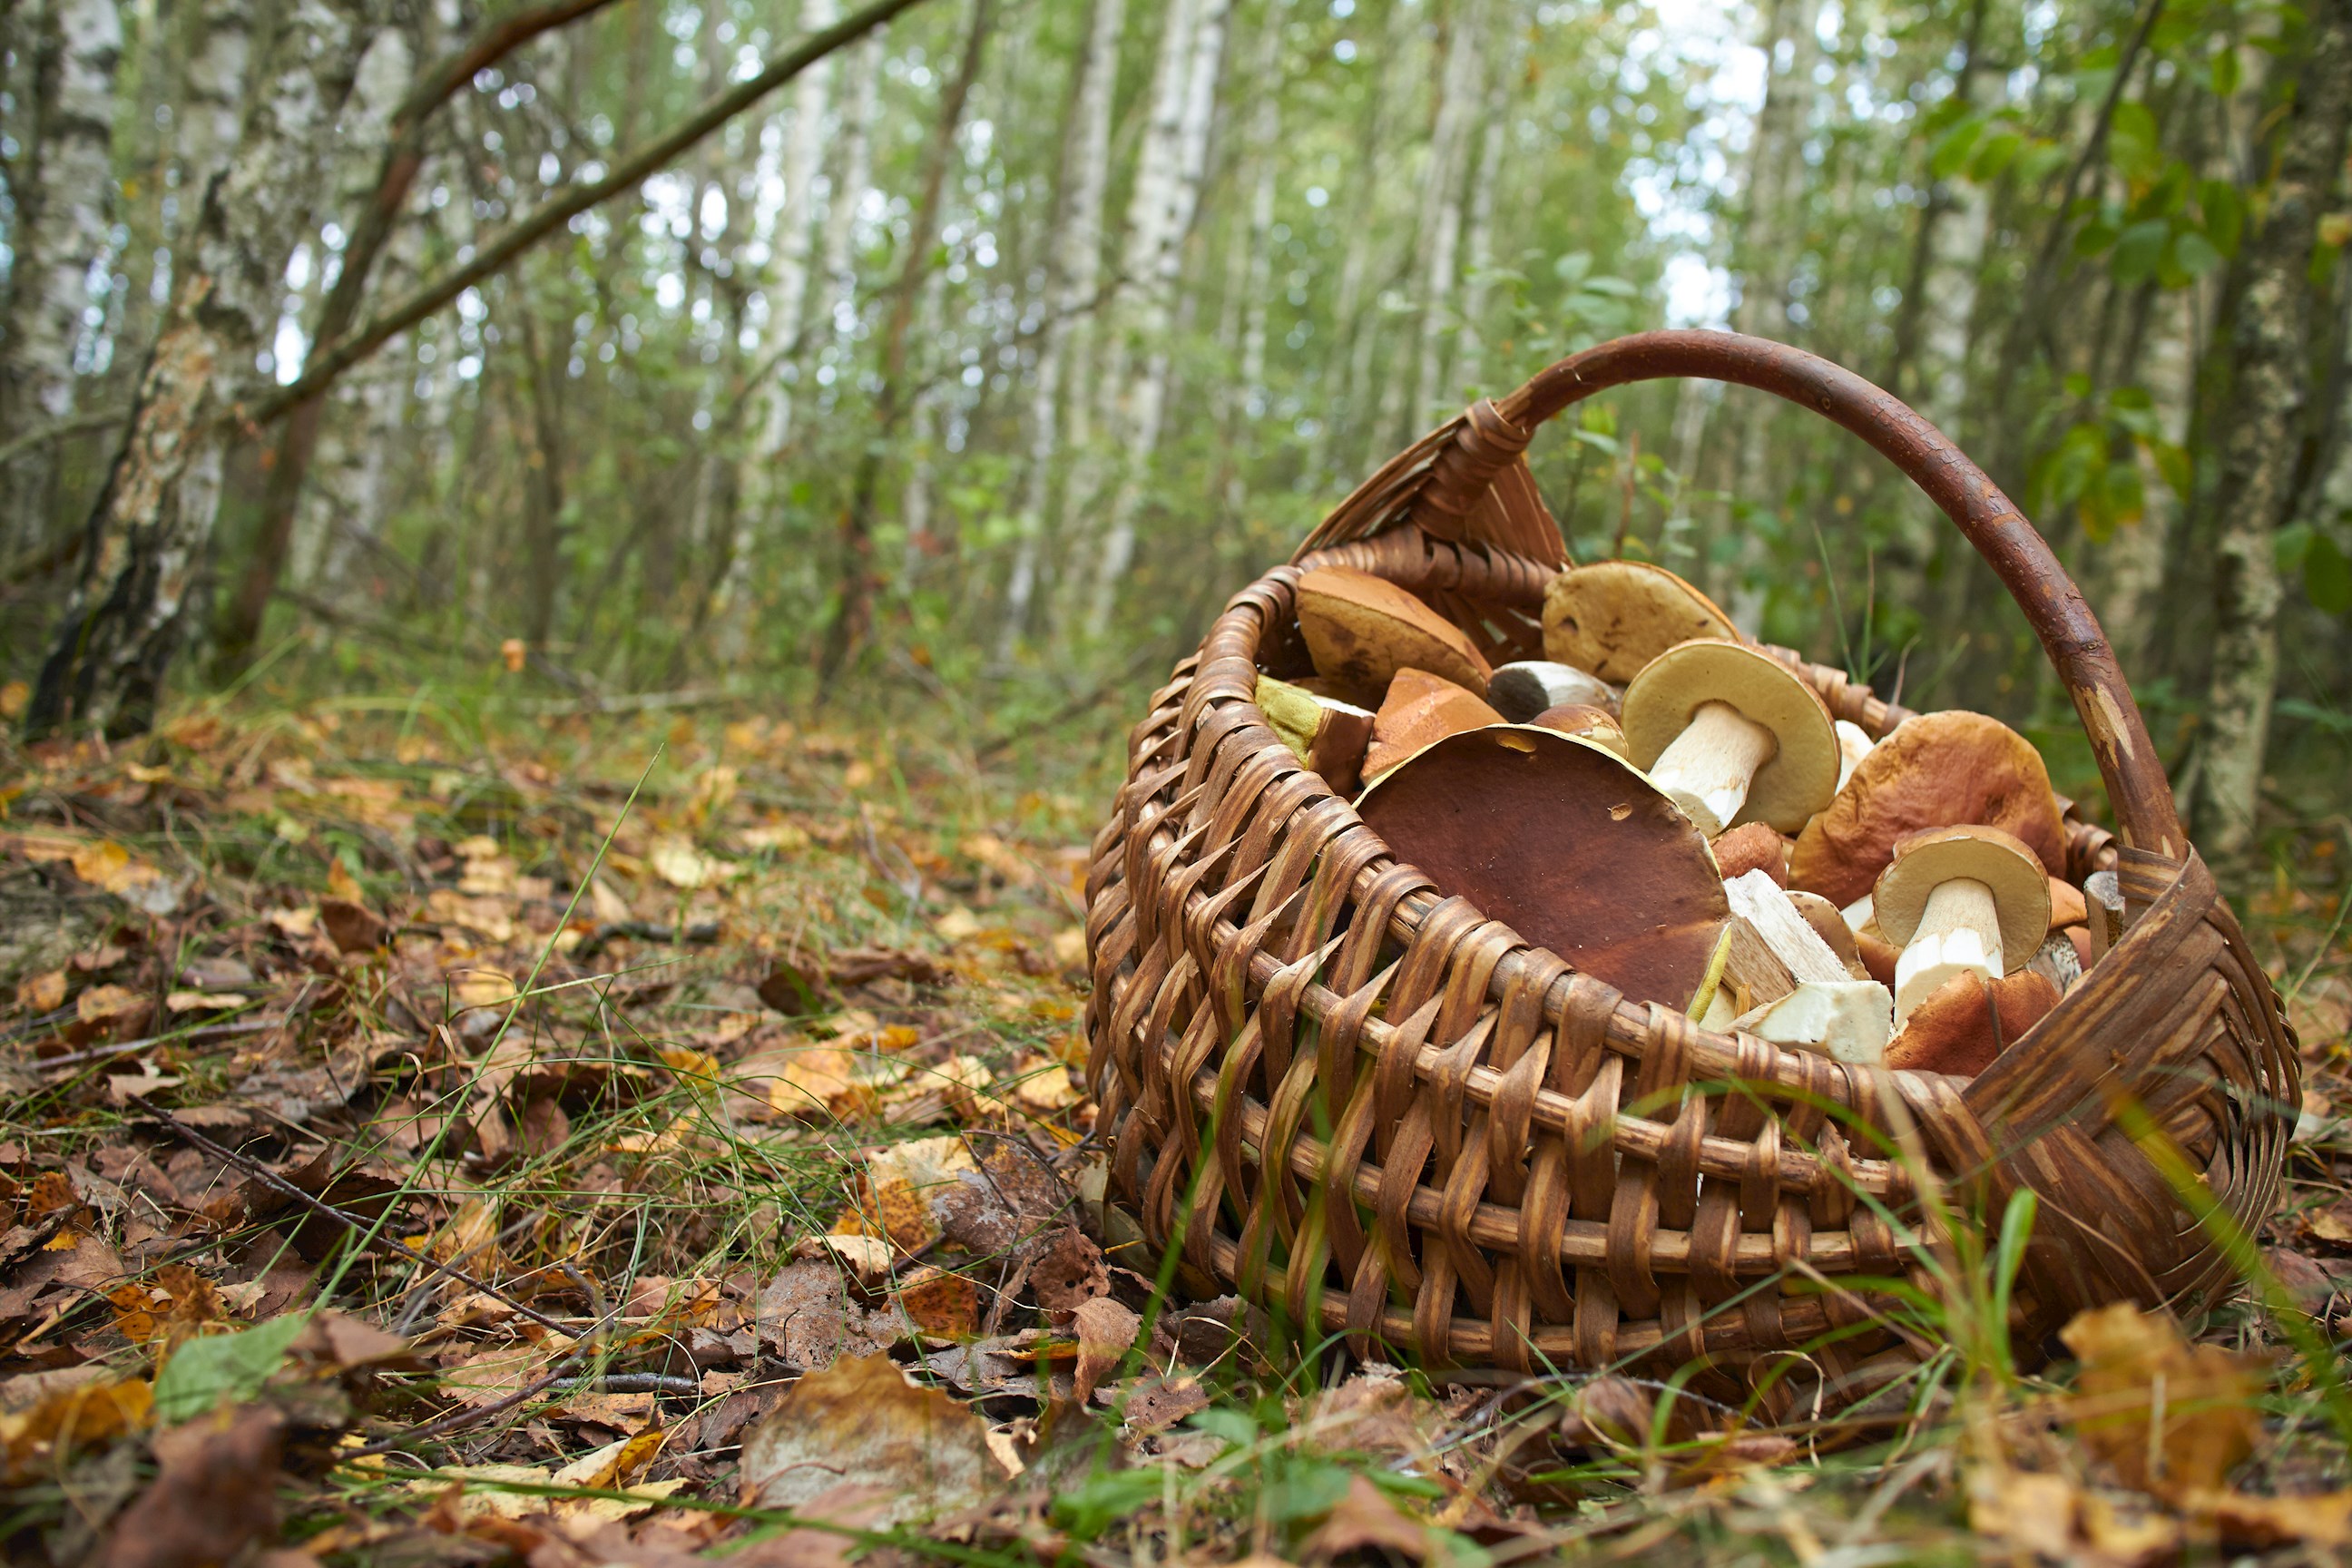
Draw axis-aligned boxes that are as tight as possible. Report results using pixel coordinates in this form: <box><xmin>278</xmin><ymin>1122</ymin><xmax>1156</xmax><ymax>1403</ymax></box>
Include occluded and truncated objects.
<box><xmin>1357</xmin><ymin>726</ymin><xmax>1730</xmax><ymax>1010</ymax></box>
<box><xmin>1789</xmin><ymin>710</ymin><xmax>2066</xmax><ymax>906</ymax></box>
<box><xmin>1296</xmin><ymin>565</ymin><xmax>1491</xmax><ymax>692</ymax></box>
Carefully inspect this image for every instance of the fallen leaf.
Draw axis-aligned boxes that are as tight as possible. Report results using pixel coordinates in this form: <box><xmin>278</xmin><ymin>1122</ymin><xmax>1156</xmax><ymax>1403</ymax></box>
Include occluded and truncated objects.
<box><xmin>76</xmin><ymin>985</ymin><xmax>142</xmax><ymax>1026</ymax></box>
<box><xmin>735</xmin><ymin>1042</ymin><xmax>861</xmax><ymax>1120</ymax></box>
<box><xmin>1065</xmin><ymin>1296</ymin><xmax>1141</xmax><ymax>1406</ymax></box>
<box><xmin>651</xmin><ymin>837</ymin><xmax>730</xmax><ymax>889</ymax></box>
<box><xmin>165</xmin><ymin>990</ymin><xmax>247</xmax><ymax>1013</ymax></box>
<box><xmin>1011</xmin><ymin>1056</ymin><xmax>1080</xmax><ymax>1112</ymax></box>
<box><xmin>94</xmin><ymin>1403</ymin><xmax>284</xmax><ymax>1568</ymax></box>
<box><xmin>863</xmin><ymin>1135</ymin><xmax>980</xmax><ymax>1252</ymax></box>
<box><xmin>739</xmin><ymin>1354</ymin><xmax>1008</xmax><ymax>1526</ymax></box>
<box><xmin>0</xmin><ymin>1376</ymin><xmax>152</xmax><ymax>1483</ymax></box>
<box><xmin>319</xmin><ymin>897</ymin><xmax>387</xmax><ymax>954</ymax></box>
<box><xmin>2192</xmin><ymin>1486</ymin><xmax>2352</xmax><ymax>1549</ymax></box>
<box><xmin>16</xmin><ymin>969</ymin><xmax>67</xmax><ymax>1014</ymax></box>
<box><xmin>2061</xmin><ymin>1303</ymin><xmax>2264</xmax><ymax>1501</ymax></box>
<box><xmin>1300</xmin><ymin>1475</ymin><xmax>1431</xmax><ymax>1563</ymax></box>
<box><xmin>1966</xmin><ymin>1465</ymin><xmax>2082</xmax><ymax>1561</ymax></box>
<box><xmin>896</xmin><ymin>1268</ymin><xmax>980</xmax><ymax>1335</ymax></box>
<box><xmin>828</xmin><ymin>946</ymin><xmax>951</xmax><ymax>987</ymax></box>
<box><xmin>1027</xmin><ymin>1227</ymin><xmax>1110</xmax><ymax>1312</ymax></box>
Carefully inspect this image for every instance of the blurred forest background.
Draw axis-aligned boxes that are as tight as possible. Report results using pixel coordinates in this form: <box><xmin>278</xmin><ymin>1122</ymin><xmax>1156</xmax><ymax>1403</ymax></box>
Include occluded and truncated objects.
<box><xmin>3</xmin><ymin>0</ymin><xmax>2349</xmax><ymax>863</ymax></box>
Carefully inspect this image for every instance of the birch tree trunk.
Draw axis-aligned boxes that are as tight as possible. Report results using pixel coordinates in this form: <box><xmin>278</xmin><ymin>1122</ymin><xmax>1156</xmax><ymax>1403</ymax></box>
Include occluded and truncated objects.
<box><xmin>817</xmin><ymin>29</ymin><xmax>885</xmax><ymax>353</ymax></box>
<box><xmin>24</xmin><ymin>0</ymin><xmax>376</xmax><ymax>740</ymax></box>
<box><xmin>996</xmin><ymin>0</ymin><xmax>1122</xmax><ymax>659</ymax></box>
<box><xmin>1453</xmin><ymin>11</ymin><xmax>1516</xmax><ymax>400</ymax></box>
<box><xmin>2191</xmin><ymin>0</ymin><xmax>2352</xmax><ymax>856</ymax></box>
<box><xmin>175</xmin><ymin>0</ymin><xmax>259</xmax><ymax>205</ymax></box>
<box><xmin>714</xmin><ymin>0</ymin><xmax>838</xmax><ymax>657</ymax></box>
<box><xmin>1079</xmin><ymin>0</ymin><xmax>1232</xmax><ymax>640</ymax></box>
<box><xmin>2</xmin><ymin>0</ymin><xmax>122</xmax><ymax>557</ymax></box>
<box><xmin>1406</xmin><ymin>0</ymin><xmax>1485</xmax><ymax>437</ymax></box>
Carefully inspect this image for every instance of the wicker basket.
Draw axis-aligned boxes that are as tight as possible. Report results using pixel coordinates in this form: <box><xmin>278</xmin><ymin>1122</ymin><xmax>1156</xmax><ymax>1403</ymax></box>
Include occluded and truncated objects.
<box><xmin>1081</xmin><ymin>331</ymin><xmax>2301</xmax><ymax>1387</ymax></box>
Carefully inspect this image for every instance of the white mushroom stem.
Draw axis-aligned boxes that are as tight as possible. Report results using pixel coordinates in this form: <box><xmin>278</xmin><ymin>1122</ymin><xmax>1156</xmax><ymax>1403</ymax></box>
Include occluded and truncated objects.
<box><xmin>1647</xmin><ymin>701</ymin><xmax>1778</xmax><ymax>836</ymax></box>
<box><xmin>1834</xmin><ymin>720</ymin><xmax>1874</xmax><ymax>793</ymax></box>
<box><xmin>1892</xmin><ymin>877</ymin><xmax>2004</xmax><ymax>1024</ymax></box>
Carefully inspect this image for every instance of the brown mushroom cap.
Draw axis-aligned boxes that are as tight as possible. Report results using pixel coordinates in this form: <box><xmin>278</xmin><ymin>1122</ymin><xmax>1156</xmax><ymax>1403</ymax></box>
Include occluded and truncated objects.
<box><xmin>1884</xmin><ymin>969</ymin><xmax>2062</xmax><ymax>1076</ymax></box>
<box><xmin>1872</xmin><ymin>825</ymin><xmax>2051</xmax><ymax>972</ymax></box>
<box><xmin>1357</xmin><ymin>726</ymin><xmax>1730</xmax><ymax>1011</ymax></box>
<box><xmin>1528</xmin><ymin>701</ymin><xmax>1627</xmax><ymax>757</ymax></box>
<box><xmin>1788</xmin><ymin>710</ymin><xmax>2066</xmax><ymax>906</ymax></box>
<box><xmin>1362</xmin><ymin>668</ymin><xmax>1504</xmax><ymax>781</ymax></box>
<box><xmin>1542</xmin><ymin>561</ymin><xmax>1740</xmax><ymax>684</ymax></box>
<box><xmin>1711</xmin><ymin>821</ymin><xmax>1788</xmax><ymax>885</ymax></box>
<box><xmin>1296</xmin><ymin>565</ymin><xmax>1491</xmax><ymax>692</ymax></box>
<box><xmin>1620</xmin><ymin>641</ymin><xmax>1840</xmax><ymax>833</ymax></box>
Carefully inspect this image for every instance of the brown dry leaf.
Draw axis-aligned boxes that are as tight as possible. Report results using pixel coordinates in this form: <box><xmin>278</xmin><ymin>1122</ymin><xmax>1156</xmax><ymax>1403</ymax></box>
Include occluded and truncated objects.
<box><xmin>1065</xmin><ymin>1295</ymin><xmax>1141</xmax><ymax>1406</ymax></box>
<box><xmin>1300</xmin><ymin>1475</ymin><xmax>1432</xmax><ymax>1563</ymax></box>
<box><xmin>1965</xmin><ymin>1466</ymin><xmax>2082</xmax><ymax>1561</ymax></box>
<box><xmin>2308</xmin><ymin>1201</ymin><xmax>2352</xmax><ymax>1246</ymax></box>
<box><xmin>2061</xmin><ymin>1302</ymin><xmax>2264</xmax><ymax>1500</ymax></box>
<box><xmin>896</xmin><ymin>1268</ymin><xmax>980</xmax><ymax>1335</ymax></box>
<box><xmin>2190</xmin><ymin>1487</ymin><xmax>2352</xmax><ymax>1549</ymax></box>
<box><xmin>16</xmin><ymin>968</ymin><xmax>67</xmax><ymax>1013</ymax></box>
<box><xmin>1026</xmin><ymin>1227</ymin><xmax>1109</xmax><ymax>1312</ymax></box>
<box><xmin>319</xmin><ymin>897</ymin><xmax>387</xmax><ymax>954</ymax></box>
<box><xmin>739</xmin><ymin>1354</ymin><xmax>1008</xmax><ymax>1527</ymax></box>
<box><xmin>93</xmin><ymin>1403</ymin><xmax>284</xmax><ymax>1568</ymax></box>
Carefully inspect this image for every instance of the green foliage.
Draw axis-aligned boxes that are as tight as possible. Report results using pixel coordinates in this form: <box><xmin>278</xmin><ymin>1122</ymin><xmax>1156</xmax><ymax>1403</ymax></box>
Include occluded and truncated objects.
<box><xmin>152</xmin><ymin>1315</ymin><xmax>308</xmax><ymax>1425</ymax></box>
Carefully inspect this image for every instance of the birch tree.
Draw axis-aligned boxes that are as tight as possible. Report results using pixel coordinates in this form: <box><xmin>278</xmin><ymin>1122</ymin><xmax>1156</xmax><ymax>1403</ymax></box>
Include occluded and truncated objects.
<box><xmin>2190</xmin><ymin>0</ymin><xmax>2352</xmax><ymax>855</ymax></box>
<box><xmin>1404</xmin><ymin>0</ymin><xmax>1485</xmax><ymax>437</ymax></box>
<box><xmin>1</xmin><ymin>0</ymin><xmax>122</xmax><ymax>556</ymax></box>
<box><xmin>714</xmin><ymin>0</ymin><xmax>838</xmax><ymax>657</ymax></box>
<box><xmin>998</xmin><ymin>0</ymin><xmax>1123</xmax><ymax>657</ymax></box>
<box><xmin>1080</xmin><ymin>0</ymin><xmax>1232</xmax><ymax>639</ymax></box>
<box><xmin>25</xmin><ymin>0</ymin><xmax>379</xmax><ymax>738</ymax></box>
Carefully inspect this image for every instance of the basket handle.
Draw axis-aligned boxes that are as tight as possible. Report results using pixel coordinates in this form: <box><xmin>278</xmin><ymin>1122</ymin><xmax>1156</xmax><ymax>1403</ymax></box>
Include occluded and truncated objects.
<box><xmin>1410</xmin><ymin>328</ymin><xmax>2185</xmax><ymax>861</ymax></box>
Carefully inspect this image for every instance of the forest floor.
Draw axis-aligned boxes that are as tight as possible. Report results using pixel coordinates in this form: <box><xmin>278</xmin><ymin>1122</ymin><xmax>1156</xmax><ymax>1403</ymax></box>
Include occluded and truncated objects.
<box><xmin>3</xmin><ymin>664</ymin><xmax>2351</xmax><ymax>1567</ymax></box>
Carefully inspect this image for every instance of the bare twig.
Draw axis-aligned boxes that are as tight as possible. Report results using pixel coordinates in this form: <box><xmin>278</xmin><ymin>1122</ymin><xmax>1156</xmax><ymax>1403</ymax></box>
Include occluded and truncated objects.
<box><xmin>135</xmin><ymin>1102</ymin><xmax>576</xmax><ymax>1338</ymax></box>
<box><xmin>250</xmin><ymin>0</ymin><xmax>934</xmax><ymax>422</ymax></box>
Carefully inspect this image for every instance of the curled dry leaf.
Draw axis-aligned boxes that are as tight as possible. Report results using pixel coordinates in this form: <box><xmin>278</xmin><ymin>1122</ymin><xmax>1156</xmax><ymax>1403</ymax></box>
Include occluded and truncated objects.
<box><xmin>738</xmin><ymin>1353</ymin><xmax>1009</xmax><ymax>1527</ymax></box>
<box><xmin>94</xmin><ymin>1404</ymin><xmax>285</xmax><ymax>1568</ymax></box>
<box><xmin>1063</xmin><ymin>1295</ymin><xmax>1142</xmax><ymax>1406</ymax></box>
<box><xmin>1299</xmin><ymin>1475</ymin><xmax>1432</xmax><ymax>1563</ymax></box>
<box><xmin>0</xmin><ymin>1376</ymin><xmax>152</xmax><ymax>1483</ymax></box>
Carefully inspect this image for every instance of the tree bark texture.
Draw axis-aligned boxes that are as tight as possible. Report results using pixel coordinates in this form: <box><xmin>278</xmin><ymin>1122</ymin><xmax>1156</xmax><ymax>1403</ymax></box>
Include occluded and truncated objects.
<box><xmin>2190</xmin><ymin>0</ymin><xmax>2352</xmax><ymax>855</ymax></box>
<box><xmin>1080</xmin><ymin>0</ymin><xmax>1232</xmax><ymax>638</ymax></box>
<box><xmin>26</xmin><ymin>0</ymin><xmax>377</xmax><ymax>740</ymax></box>
<box><xmin>3</xmin><ymin>0</ymin><xmax>122</xmax><ymax>556</ymax></box>
<box><xmin>997</xmin><ymin>0</ymin><xmax>1124</xmax><ymax>658</ymax></box>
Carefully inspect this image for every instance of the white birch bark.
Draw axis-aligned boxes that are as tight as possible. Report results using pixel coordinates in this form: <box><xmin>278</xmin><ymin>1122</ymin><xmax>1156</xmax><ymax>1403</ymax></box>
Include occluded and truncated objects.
<box><xmin>3</xmin><ymin>0</ymin><xmax>122</xmax><ymax>554</ymax></box>
<box><xmin>1452</xmin><ymin>15</ymin><xmax>1514</xmax><ymax>399</ymax></box>
<box><xmin>713</xmin><ymin>0</ymin><xmax>838</xmax><ymax>655</ymax></box>
<box><xmin>818</xmin><ymin>30</ymin><xmax>884</xmax><ymax>351</ymax></box>
<box><xmin>26</xmin><ymin>0</ymin><xmax>376</xmax><ymax>737</ymax></box>
<box><xmin>1080</xmin><ymin>0</ymin><xmax>1232</xmax><ymax>638</ymax></box>
<box><xmin>996</xmin><ymin>0</ymin><xmax>1125</xmax><ymax>658</ymax></box>
<box><xmin>176</xmin><ymin>0</ymin><xmax>258</xmax><ymax>203</ymax></box>
<box><xmin>1406</xmin><ymin>0</ymin><xmax>1485</xmax><ymax>434</ymax></box>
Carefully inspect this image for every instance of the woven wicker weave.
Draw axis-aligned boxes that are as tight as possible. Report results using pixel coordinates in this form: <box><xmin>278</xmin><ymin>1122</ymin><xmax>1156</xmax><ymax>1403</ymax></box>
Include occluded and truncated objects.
<box><xmin>1082</xmin><ymin>332</ymin><xmax>2301</xmax><ymax>1386</ymax></box>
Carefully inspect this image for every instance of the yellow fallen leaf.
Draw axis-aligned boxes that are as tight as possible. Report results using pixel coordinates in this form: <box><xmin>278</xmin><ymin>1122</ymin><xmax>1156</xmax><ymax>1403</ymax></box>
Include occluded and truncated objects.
<box><xmin>327</xmin><ymin>858</ymin><xmax>364</xmax><ymax>904</ymax></box>
<box><xmin>1011</xmin><ymin>1057</ymin><xmax>1079</xmax><ymax>1112</ymax></box>
<box><xmin>75</xmin><ymin>985</ymin><xmax>141</xmax><ymax>1025</ymax></box>
<box><xmin>588</xmin><ymin>877</ymin><xmax>634</xmax><ymax>925</ymax></box>
<box><xmin>166</xmin><ymin>990</ymin><xmax>248</xmax><ymax>1013</ymax></box>
<box><xmin>0</xmin><ymin>681</ymin><xmax>25</xmax><ymax>720</ymax></box>
<box><xmin>739</xmin><ymin>821</ymin><xmax>811</xmax><ymax>854</ymax></box>
<box><xmin>734</xmin><ymin>1043</ymin><xmax>860</xmax><ymax>1119</ymax></box>
<box><xmin>865</xmin><ymin>1135</ymin><xmax>978</xmax><ymax>1253</ymax></box>
<box><xmin>2189</xmin><ymin>1486</ymin><xmax>2352</xmax><ymax>1549</ymax></box>
<box><xmin>934</xmin><ymin>906</ymin><xmax>982</xmax><ymax>942</ymax></box>
<box><xmin>268</xmin><ymin>906</ymin><xmax>319</xmax><ymax>939</ymax></box>
<box><xmin>17</xmin><ymin>969</ymin><xmax>66</xmax><ymax>1013</ymax></box>
<box><xmin>650</xmin><ymin>837</ymin><xmax>730</xmax><ymax>889</ymax></box>
<box><xmin>2061</xmin><ymin>1302</ymin><xmax>2264</xmax><ymax>1501</ymax></box>
<box><xmin>1051</xmin><ymin>927</ymin><xmax>1087</xmax><ymax>968</ymax></box>
<box><xmin>451</xmin><ymin>969</ymin><xmax>516</xmax><ymax>1010</ymax></box>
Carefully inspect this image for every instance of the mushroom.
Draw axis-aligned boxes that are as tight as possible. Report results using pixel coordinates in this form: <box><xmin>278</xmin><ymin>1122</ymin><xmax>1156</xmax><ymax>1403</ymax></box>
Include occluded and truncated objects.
<box><xmin>1295</xmin><ymin>565</ymin><xmax>1491</xmax><ymax>692</ymax></box>
<box><xmin>1884</xmin><ymin>969</ymin><xmax>2062</xmax><ymax>1076</ymax></box>
<box><xmin>1733</xmin><ymin>980</ymin><xmax>1895</xmax><ymax>1066</ymax></box>
<box><xmin>1834</xmin><ymin>719</ymin><xmax>1875</xmax><ymax>793</ymax></box>
<box><xmin>1255</xmin><ymin>675</ymin><xmax>1376</xmax><ymax>794</ymax></box>
<box><xmin>1528</xmin><ymin>701</ymin><xmax>1627</xmax><ymax>757</ymax></box>
<box><xmin>1719</xmin><ymin>867</ymin><xmax>1853</xmax><ymax>1013</ymax></box>
<box><xmin>1542</xmin><ymin>560</ymin><xmax>1740</xmax><ymax>685</ymax></box>
<box><xmin>1487</xmin><ymin>660</ymin><xmax>1619</xmax><ymax>721</ymax></box>
<box><xmin>1785</xmin><ymin>888</ymin><xmax>1867</xmax><ymax>979</ymax></box>
<box><xmin>1357</xmin><ymin>726</ymin><xmax>1730</xmax><ymax>1012</ymax></box>
<box><xmin>1621</xmin><ymin>641</ymin><xmax>1840</xmax><ymax>836</ymax></box>
<box><xmin>1872</xmin><ymin>826</ymin><xmax>2052</xmax><ymax>1025</ymax></box>
<box><xmin>1788</xmin><ymin>710</ymin><xmax>2067</xmax><ymax>906</ymax></box>
<box><xmin>1361</xmin><ymin>668</ymin><xmax>1505</xmax><ymax>781</ymax></box>
<box><xmin>1711</xmin><ymin>821</ymin><xmax>1788</xmax><ymax>885</ymax></box>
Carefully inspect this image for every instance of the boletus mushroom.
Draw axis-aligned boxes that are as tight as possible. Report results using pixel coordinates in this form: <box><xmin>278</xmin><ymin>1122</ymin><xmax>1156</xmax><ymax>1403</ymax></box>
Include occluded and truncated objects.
<box><xmin>1788</xmin><ymin>710</ymin><xmax>2067</xmax><ymax>906</ymax></box>
<box><xmin>1255</xmin><ymin>675</ymin><xmax>1376</xmax><ymax>794</ymax></box>
<box><xmin>1528</xmin><ymin>701</ymin><xmax>1627</xmax><ymax>757</ymax></box>
<box><xmin>1872</xmin><ymin>826</ymin><xmax>2051</xmax><ymax>1025</ymax></box>
<box><xmin>1295</xmin><ymin>565</ymin><xmax>1491</xmax><ymax>692</ymax></box>
<box><xmin>1542</xmin><ymin>561</ymin><xmax>1740</xmax><ymax>684</ymax></box>
<box><xmin>1362</xmin><ymin>668</ymin><xmax>1504</xmax><ymax>781</ymax></box>
<box><xmin>1487</xmin><ymin>660</ymin><xmax>1619</xmax><ymax>721</ymax></box>
<box><xmin>1620</xmin><ymin>641</ymin><xmax>1841</xmax><ymax>836</ymax></box>
<box><xmin>1357</xmin><ymin>726</ymin><xmax>1730</xmax><ymax>1012</ymax></box>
